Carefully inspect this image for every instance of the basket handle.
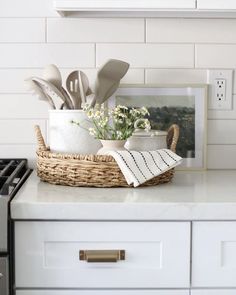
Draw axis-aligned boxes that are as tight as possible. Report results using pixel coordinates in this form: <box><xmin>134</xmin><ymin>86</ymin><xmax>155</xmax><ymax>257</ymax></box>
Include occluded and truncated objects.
<box><xmin>34</xmin><ymin>125</ymin><xmax>47</xmax><ymax>151</ymax></box>
<box><xmin>166</xmin><ymin>124</ymin><xmax>180</xmax><ymax>153</ymax></box>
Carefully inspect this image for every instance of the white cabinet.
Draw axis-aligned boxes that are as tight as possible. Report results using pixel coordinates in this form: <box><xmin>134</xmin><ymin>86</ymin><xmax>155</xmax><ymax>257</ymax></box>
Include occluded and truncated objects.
<box><xmin>192</xmin><ymin>222</ymin><xmax>236</xmax><ymax>287</ymax></box>
<box><xmin>54</xmin><ymin>0</ymin><xmax>196</xmax><ymax>12</ymax></box>
<box><xmin>197</xmin><ymin>0</ymin><xmax>236</xmax><ymax>10</ymax></box>
<box><xmin>16</xmin><ymin>291</ymin><xmax>190</xmax><ymax>295</ymax></box>
<box><xmin>15</xmin><ymin>221</ymin><xmax>190</xmax><ymax>289</ymax></box>
<box><xmin>192</xmin><ymin>291</ymin><xmax>236</xmax><ymax>295</ymax></box>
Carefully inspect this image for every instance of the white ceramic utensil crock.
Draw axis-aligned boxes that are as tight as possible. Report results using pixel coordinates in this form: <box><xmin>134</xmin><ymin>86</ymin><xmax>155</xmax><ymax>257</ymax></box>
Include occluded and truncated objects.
<box><xmin>125</xmin><ymin>130</ymin><xmax>167</xmax><ymax>151</ymax></box>
<box><xmin>49</xmin><ymin>110</ymin><xmax>102</xmax><ymax>154</ymax></box>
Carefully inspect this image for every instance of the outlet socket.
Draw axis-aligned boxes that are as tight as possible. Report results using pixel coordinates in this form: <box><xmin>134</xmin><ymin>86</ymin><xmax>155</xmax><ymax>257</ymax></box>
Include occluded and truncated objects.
<box><xmin>207</xmin><ymin>70</ymin><xmax>233</xmax><ymax>110</ymax></box>
<box><xmin>215</xmin><ymin>79</ymin><xmax>226</xmax><ymax>102</ymax></box>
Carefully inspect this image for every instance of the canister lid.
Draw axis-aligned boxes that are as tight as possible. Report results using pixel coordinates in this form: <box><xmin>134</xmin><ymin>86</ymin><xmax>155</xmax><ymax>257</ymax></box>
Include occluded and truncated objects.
<box><xmin>132</xmin><ymin>129</ymin><xmax>168</xmax><ymax>137</ymax></box>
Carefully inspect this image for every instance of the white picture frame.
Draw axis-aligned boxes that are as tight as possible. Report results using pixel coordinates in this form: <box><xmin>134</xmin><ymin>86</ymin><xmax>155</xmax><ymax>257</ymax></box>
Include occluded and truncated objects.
<box><xmin>109</xmin><ymin>84</ymin><xmax>207</xmax><ymax>170</ymax></box>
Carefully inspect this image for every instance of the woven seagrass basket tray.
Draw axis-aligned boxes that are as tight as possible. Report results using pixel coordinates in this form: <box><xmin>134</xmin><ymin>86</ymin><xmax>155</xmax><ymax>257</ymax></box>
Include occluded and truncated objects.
<box><xmin>35</xmin><ymin>124</ymin><xmax>179</xmax><ymax>188</ymax></box>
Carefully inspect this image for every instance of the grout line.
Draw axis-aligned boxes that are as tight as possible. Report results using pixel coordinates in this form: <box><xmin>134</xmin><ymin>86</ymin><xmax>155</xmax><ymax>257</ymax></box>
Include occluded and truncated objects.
<box><xmin>0</xmin><ymin>118</ymin><xmax>47</xmax><ymax>121</ymax></box>
<box><xmin>94</xmin><ymin>43</ymin><xmax>97</xmax><ymax>67</ymax></box>
<box><xmin>144</xmin><ymin>18</ymin><xmax>147</xmax><ymax>43</ymax></box>
<box><xmin>6</xmin><ymin>41</ymin><xmax>236</xmax><ymax>45</ymax></box>
<box><xmin>45</xmin><ymin>18</ymin><xmax>47</xmax><ymax>43</ymax></box>
<box><xmin>189</xmin><ymin>221</ymin><xmax>193</xmax><ymax>288</ymax></box>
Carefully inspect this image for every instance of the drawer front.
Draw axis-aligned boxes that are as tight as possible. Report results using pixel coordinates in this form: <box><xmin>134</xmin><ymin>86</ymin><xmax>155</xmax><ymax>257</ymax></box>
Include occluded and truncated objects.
<box><xmin>16</xmin><ymin>291</ymin><xmax>190</xmax><ymax>295</ymax></box>
<box><xmin>15</xmin><ymin>221</ymin><xmax>190</xmax><ymax>288</ymax></box>
<box><xmin>192</xmin><ymin>222</ymin><xmax>236</xmax><ymax>287</ymax></box>
<box><xmin>192</xmin><ymin>291</ymin><xmax>236</xmax><ymax>295</ymax></box>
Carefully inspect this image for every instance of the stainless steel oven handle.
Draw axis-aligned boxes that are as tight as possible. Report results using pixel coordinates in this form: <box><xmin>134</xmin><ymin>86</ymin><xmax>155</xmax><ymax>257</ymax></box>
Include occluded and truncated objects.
<box><xmin>0</xmin><ymin>272</ymin><xmax>3</xmax><ymax>279</ymax></box>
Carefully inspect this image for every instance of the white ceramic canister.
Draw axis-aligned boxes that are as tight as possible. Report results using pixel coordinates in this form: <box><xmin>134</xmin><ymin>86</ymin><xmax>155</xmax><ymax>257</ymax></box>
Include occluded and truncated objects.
<box><xmin>49</xmin><ymin>110</ymin><xmax>102</xmax><ymax>154</ymax></box>
<box><xmin>125</xmin><ymin>129</ymin><xmax>167</xmax><ymax>151</ymax></box>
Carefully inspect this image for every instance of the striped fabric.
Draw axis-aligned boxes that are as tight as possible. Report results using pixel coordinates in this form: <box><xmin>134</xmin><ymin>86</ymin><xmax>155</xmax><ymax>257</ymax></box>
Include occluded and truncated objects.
<box><xmin>109</xmin><ymin>149</ymin><xmax>182</xmax><ymax>187</ymax></box>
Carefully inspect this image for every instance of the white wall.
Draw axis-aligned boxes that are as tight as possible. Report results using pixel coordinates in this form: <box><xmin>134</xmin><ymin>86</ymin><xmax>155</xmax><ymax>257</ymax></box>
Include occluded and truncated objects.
<box><xmin>0</xmin><ymin>1</ymin><xmax>236</xmax><ymax>168</ymax></box>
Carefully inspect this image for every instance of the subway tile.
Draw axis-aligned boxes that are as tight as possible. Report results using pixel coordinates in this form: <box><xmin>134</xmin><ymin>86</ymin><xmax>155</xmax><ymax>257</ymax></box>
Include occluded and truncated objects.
<box><xmin>147</xmin><ymin>19</ymin><xmax>236</xmax><ymax>43</ymax></box>
<box><xmin>96</xmin><ymin>44</ymin><xmax>194</xmax><ymax>68</ymax></box>
<box><xmin>146</xmin><ymin>69</ymin><xmax>206</xmax><ymax>84</ymax></box>
<box><xmin>208</xmin><ymin>95</ymin><xmax>236</xmax><ymax>119</ymax></box>
<box><xmin>207</xmin><ymin>145</ymin><xmax>236</xmax><ymax>169</ymax></box>
<box><xmin>0</xmin><ymin>145</ymin><xmax>36</xmax><ymax>168</ymax></box>
<box><xmin>0</xmin><ymin>119</ymin><xmax>46</xmax><ymax>144</ymax></box>
<box><xmin>0</xmin><ymin>94</ymin><xmax>49</xmax><ymax>119</ymax></box>
<box><xmin>120</xmin><ymin>69</ymin><xmax>145</xmax><ymax>84</ymax></box>
<box><xmin>195</xmin><ymin>45</ymin><xmax>236</xmax><ymax>68</ymax></box>
<box><xmin>47</xmin><ymin>18</ymin><xmax>144</xmax><ymax>43</ymax></box>
<box><xmin>0</xmin><ymin>44</ymin><xmax>95</xmax><ymax>68</ymax></box>
<box><xmin>208</xmin><ymin>120</ymin><xmax>236</xmax><ymax>144</ymax></box>
<box><xmin>0</xmin><ymin>0</ymin><xmax>56</xmax><ymax>17</ymax></box>
<box><xmin>0</xmin><ymin>19</ymin><xmax>45</xmax><ymax>43</ymax></box>
<box><xmin>0</xmin><ymin>69</ymin><xmax>42</xmax><ymax>93</ymax></box>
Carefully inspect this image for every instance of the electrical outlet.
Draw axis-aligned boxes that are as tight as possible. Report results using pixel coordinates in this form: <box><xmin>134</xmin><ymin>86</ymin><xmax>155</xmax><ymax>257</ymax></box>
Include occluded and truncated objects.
<box><xmin>207</xmin><ymin>70</ymin><xmax>233</xmax><ymax>110</ymax></box>
<box><xmin>215</xmin><ymin>79</ymin><xmax>226</xmax><ymax>102</ymax></box>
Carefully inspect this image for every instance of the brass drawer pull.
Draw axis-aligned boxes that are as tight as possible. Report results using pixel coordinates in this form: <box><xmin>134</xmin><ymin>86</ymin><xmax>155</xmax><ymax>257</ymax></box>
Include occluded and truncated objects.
<box><xmin>79</xmin><ymin>250</ymin><xmax>125</xmax><ymax>263</ymax></box>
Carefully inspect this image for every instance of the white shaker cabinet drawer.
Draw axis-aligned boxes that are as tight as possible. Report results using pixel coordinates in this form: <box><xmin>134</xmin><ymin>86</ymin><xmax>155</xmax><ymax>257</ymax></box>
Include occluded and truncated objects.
<box><xmin>16</xmin><ymin>291</ymin><xmax>190</xmax><ymax>295</ymax></box>
<box><xmin>192</xmin><ymin>222</ymin><xmax>236</xmax><ymax>287</ymax></box>
<box><xmin>15</xmin><ymin>221</ymin><xmax>190</xmax><ymax>289</ymax></box>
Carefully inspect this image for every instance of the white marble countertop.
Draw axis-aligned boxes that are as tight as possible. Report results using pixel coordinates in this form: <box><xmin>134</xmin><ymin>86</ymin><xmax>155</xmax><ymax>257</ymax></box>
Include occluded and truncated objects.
<box><xmin>11</xmin><ymin>170</ymin><xmax>236</xmax><ymax>221</ymax></box>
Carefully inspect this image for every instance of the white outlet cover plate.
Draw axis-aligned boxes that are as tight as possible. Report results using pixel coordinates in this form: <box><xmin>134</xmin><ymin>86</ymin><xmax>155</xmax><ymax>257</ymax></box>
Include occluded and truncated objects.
<box><xmin>207</xmin><ymin>69</ymin><xmax>233</xmax><ymax>110</ymax></box>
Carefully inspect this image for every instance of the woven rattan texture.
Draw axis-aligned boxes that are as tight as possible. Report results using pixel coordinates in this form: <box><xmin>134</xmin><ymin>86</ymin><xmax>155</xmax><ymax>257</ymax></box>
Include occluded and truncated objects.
<box><xmin>35</xmin><ymin>124</ymin><xmax>179</xmax><ymax>188</ymax></box>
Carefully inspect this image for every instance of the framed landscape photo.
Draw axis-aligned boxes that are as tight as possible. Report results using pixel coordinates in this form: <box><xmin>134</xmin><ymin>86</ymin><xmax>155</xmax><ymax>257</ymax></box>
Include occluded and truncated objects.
<box><xmin>109</xmin><ymin>84</ymin><xmax>207</xmax><ymax>170</ymax></box>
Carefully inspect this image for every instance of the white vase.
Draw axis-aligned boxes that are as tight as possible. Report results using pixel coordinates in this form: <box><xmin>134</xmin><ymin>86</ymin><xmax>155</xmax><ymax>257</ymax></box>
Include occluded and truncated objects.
<box><xmin>97</xmin><ymin>140</ymin><xmax>127</xmax><ymax>155</ymax></box>
<box><xmin>49</xmin><ymin>110</ymin><xmax>102</xmax><ymax>154</ymax></box>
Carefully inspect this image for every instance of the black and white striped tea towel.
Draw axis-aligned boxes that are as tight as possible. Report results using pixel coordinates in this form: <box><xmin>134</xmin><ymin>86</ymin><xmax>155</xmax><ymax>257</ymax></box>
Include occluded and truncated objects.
<box><xmin>109</xmin><ymin>149</ymin><xmax>182</xmax><ymax>187</ymax></box>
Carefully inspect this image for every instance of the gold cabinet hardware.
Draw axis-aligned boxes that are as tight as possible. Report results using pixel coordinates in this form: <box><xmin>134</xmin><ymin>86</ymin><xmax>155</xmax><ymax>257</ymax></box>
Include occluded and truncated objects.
<box><xmin>79</xmin><ymin>250</ymin><xmax>125</xmax><ymax>263</ymax></box>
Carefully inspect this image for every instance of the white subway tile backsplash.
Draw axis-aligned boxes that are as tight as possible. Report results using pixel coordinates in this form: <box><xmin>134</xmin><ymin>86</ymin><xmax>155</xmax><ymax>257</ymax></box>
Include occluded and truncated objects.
<box><xmin>47</xmin><ymin>18</ymin><xmax>144</xmax><ymax>43</ymax></box>
<box><xmin>0</xmin><ymin>145</ymin><xmax>37</xmax><ymax>168</ymax></box>
<box><xmin>0</xmin><ymin>94</ymin><xmax>48</xmax><ymax>119</ymax></box>
<box><xmin>145</xmin><ymin>69</ymin><xmax>206</xmax><ymax>84</ymax></box>
<box><xmin>207</xmin><ymin>145</ymin><xmax>236</xmax><ymax>169</ymax></box>
<box><xmin>0</xmin><ymin>19</ymin><xmax>45</xmax><ymax>43</ymax></box>
<box><xmin>0</xmin><ymin>44</ymin><xmax>95</xmax><ymax>68</ymax></box>
<box><xmin>147</xmin><ymin>19</ymin><xmax>236</xmax><ymax>44</ymax></box>
<box><xmin>97</xmin><ymin>44</ymin><xmax>194</xmax><ymax>68</ymax></box>
<box><xmin>208</xmin><ymin>120</ymin><xmax>236</xmax><ymax>144</ymax></box>
<box><xmin>0</xmin><ymin>119</ymin><xmax>46</xmax><ymax>144</ymax></box>
<box><xmin>195</xmin><ymin>44</ymin><xmax>236</xmax><ymax>68</ymax></box>
<box><xmin>0</xmin><ymin>0</ymin><xmax>56</xmax><ymax>17</ymax></box>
